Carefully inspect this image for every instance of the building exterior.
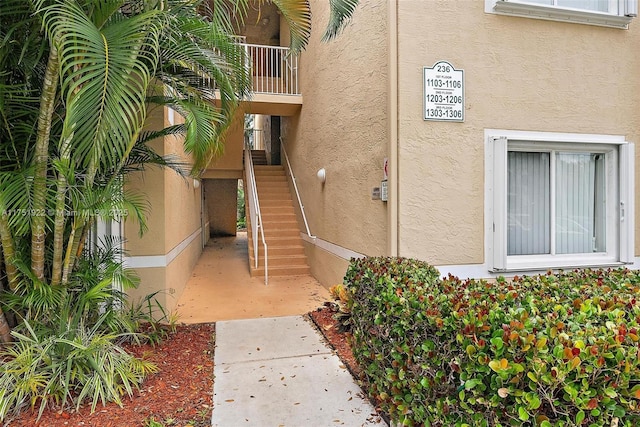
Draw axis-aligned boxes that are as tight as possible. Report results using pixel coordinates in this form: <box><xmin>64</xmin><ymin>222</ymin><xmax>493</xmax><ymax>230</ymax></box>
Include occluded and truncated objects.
<box><xmin>123</xmin><ymin>0</ymin><xmax>640</xmax><ymax>312</ymax></box>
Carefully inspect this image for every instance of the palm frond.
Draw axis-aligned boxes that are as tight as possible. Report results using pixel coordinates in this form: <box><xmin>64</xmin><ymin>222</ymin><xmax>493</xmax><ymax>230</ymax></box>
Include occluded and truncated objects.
<box><xmin>121</xmin><ymin>128</ymin><xmax>191</xmax><ymax>177</ymax></box>
<box><xmin>36</xmin><ymin>0</ymin><xmax>162</xmax><ymax>178</ymax></box>
<box><xmin>0</xmin><ymin>169</ymin><xmax>38</xmax><ymax>238</ymax></box>
<box><xmin>271</xmin><ymin>0</ymin><xmax>312</xmax><ymax>54</ymax></box>
<box><xmin>0</xmin><ymin>0</ymin><xmax>48</xmax><ymax>169</ymax></box>
<box><xmin>157</xmin><ymin>10</ymin><xmax>251</xmax><ymax>109</ymax></box>
<box><xmin>171</xmin><ymin>95</ymin><xmax>229</xmax><ymax>174</ymax></box>
<box><xmin>322</xmin><ymin>0</ymin><xmax>359</xmax><ymax>42</ymax></box>
<box><xmin>202</xmin><ymin>0</ymin><xmax>247</xmax><ymax>33</ymax></box>
<box><xmin>118</xmin><ymin>189</ymin><xmax>149</xmax><ymax>237</ymax></box>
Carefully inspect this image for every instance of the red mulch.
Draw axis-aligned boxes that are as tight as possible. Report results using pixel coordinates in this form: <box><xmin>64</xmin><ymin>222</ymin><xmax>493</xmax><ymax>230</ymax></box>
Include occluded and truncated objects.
<box><xmin>308</xmin><ymin>304</ymin><xmax>388</xmax><ymax>424</ymax></box>
<box><xmin>7</xmin><ymin>323</ymin><xmax>215</xmax><ymax>427</ymax></box>
<box><xmin>308</xmin><ymin>303</ymin><xmax>362</xmax><ymax>379</ymax></box>
<box><xmin>6</xmin><ymin>305</ymin><xmax>374</xmax><ymax>427</ymax></box>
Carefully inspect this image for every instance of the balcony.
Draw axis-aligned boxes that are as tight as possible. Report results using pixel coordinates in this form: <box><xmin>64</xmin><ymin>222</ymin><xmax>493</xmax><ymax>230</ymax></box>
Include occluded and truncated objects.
<box><xmin>238</xmin><ymin>42</ymin><xmax>302</xmax><ymax>116</ymax></box>
<box><xmin>240</xmin><ymin>43</ymin><xmax>299</xmax><ymax>96</ymax></box>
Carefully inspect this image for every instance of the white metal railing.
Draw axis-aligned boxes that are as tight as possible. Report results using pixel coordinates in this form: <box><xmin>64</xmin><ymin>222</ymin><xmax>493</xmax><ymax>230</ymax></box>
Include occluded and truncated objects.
<box><xmin>239</xmin><ymin>43</ymin><xmax>299</xmax><ymax>95</ymax></box>
<box><xmin>246</xmin><ymin>128</ymin><xmax>265</xmax><ymax>150</ymax></box>
<box><xmin>244</xmin><ymin>143</ymin><xmax>268</xmax><ymax>285</ymax></box>
<box><xmin>281</xmin><ymin>139</ymin><xmax>314</xmax><ymax>239</ymax></box>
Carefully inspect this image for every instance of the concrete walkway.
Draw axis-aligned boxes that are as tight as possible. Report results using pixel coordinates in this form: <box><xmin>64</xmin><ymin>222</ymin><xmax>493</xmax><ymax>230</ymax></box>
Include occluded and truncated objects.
<box><xmin>212</xmin><ymin>316</ymin><xmax>386</xmax><ymax>427</ymax></box>
<box><xmin>176</xmin><ymin>235</ymin><xmax>383</xmax><ymax>425</ymax></box>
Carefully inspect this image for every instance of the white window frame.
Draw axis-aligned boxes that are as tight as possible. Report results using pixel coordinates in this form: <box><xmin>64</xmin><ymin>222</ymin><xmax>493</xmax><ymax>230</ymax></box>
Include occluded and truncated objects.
<box><xmin>485</xmin><ymin>0</ymin><xmax>637</xmax><ymax>29</ymax></box>
<box><xmin>486</xmin><ymin>129</ymin><xmax>634</xmax><ymax>272</ymax></box>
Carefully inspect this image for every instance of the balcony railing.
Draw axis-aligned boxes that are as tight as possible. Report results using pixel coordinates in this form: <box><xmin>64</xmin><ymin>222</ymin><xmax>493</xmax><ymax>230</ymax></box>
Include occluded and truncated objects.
<box><xmin>239</xmin><ymin>43</ymin><xmax>300</xmax><ymax>96</ymax></box>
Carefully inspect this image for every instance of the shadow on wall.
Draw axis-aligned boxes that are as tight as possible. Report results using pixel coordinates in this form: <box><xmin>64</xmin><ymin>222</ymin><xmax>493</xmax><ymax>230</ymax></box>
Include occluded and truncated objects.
<box><xmin>205</xmin><ymin>178</ymin><xmax>240</xmax><ymax>237</ymax></box>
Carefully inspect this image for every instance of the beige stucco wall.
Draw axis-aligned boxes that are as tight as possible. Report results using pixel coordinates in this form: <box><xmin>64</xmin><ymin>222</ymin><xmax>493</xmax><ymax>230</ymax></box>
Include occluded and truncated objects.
<box><xmin>125</xmin><ymin>237</ymin><xmax>202</xmax><ymax>317</ymax></box>
<box><xmin>163</xmin><ymin>137</ymin><xmax>202</xmax><ymax>253</ymax></box>
<box><xmin>206</xmin><ymin>109</ymin><xmax>245</xmax><ymax>173</ymax></box>
<box><xmin>304</xmin><ymin>245</ymin><xmax>351</xmax><ymax>287</ymax></box>
<box><xmin>124</xmin><ymin>105</ymin><xmax>205</xmax><ymax>316</ymax></box>
<box><xmin>396</xmin><ymin>0</ymin><xmax>640</xmax><ymax>266</ymax></box>
<box><xmin>126</xmin><ymin>267</ymin><xmax>166</xmax><ymax>312</ymax></box>
<box><xmin>205</xmin><ymin>179</ymin><xmax>238</xmax><ymax>236</ymax></box>
<box><xmin>282</xmin><ymin>0</ymin><xmax>389</xmax><ymax>285</ymax></box>
<box><xmin>125</xmin><ymin>106</ymin><xmax>166</xmax><ymax>256</ymax></box>
<box><xmin>165</xmin><ymin>237</ymin><xmax>202</xmax><ymax>313</ymax></box>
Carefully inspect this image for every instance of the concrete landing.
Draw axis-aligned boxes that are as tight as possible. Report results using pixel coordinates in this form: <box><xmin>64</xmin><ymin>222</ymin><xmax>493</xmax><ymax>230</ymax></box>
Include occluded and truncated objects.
<box><xmin>176</xmin><ymin>233</ymin><xmax>331</xmax><ymax>323</ymax></box>
<box><xmin>212</xmin><ymin>316</ymin><xmax>385</xmax><ymax>427</ymax></box>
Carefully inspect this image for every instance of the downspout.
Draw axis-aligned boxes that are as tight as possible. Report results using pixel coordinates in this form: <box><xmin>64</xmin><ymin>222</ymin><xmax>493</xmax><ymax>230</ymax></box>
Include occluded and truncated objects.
<box><xmin>388</xmin><ymin>0</ymin><xmax>399</xmax><ymax>257</ymax></box>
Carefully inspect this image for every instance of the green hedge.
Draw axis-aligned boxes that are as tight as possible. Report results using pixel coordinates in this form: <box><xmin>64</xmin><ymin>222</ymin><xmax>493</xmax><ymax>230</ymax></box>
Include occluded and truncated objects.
<box><xmin>345</xmin><ymin>257</ymin><xmax>640</xmax><ymax>426</ymax></box>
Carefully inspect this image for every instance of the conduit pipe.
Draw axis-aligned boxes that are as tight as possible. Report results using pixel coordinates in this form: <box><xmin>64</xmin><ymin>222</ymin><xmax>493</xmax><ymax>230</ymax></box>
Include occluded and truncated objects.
<box><xmin>388</xmin><ymin>0</ymin><xmax>399</xmax><ymax>257</ymax></box>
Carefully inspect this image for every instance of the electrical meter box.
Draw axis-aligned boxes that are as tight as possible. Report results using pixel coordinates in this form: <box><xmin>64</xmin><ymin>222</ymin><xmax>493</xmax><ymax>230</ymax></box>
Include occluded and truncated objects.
<box><xmin>380</xmin><ymin>180</ymin><xmax>388</xmax><ymax>202</ymax></box>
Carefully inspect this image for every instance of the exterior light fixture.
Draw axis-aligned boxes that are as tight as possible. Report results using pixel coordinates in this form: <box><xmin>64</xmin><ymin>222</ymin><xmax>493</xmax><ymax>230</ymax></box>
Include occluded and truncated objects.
<box><xmin>316</xmin><ymin>168</ymin><xmax>326</xmax><ymax>183</ymax></box>
<box><xmin>193</xmin><ymin>179</ymin><xmax>201</xmax><ymax>189</ymax></box>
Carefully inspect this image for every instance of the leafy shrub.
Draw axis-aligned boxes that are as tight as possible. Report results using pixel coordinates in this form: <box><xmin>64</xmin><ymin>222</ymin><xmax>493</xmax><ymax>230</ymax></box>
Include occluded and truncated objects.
<box><xmin>329</xmin><ymin>283</ymin><xmax>353</xmax><ymax>332</ymax></box>
<box><xmin>345</xmin><ymin>257</ymin><xmax>640</xmax><ymax>426</ymax></box>
<box><xmin>0</xmin><ymin>238</ymin><xmax>160</xmax><ymax>421</ymax></box>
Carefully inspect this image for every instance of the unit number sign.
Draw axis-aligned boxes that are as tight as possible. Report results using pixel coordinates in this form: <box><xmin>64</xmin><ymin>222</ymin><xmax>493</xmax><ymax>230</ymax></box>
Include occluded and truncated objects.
<box><xmin>423</xmin><ymin>61</ymin><xmax>464</xmax><ymax>122</ymax></box>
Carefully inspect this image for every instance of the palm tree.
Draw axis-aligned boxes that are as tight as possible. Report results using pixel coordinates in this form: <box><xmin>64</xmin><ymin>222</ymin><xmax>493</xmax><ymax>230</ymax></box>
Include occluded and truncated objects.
<box><xmin>0</xmin><ymin>0</ymin><xmax>359</xmax><ymax>345</ymax></box>
<box><xmin>223</xmin><ymin>0</ymin><xmax>359</xmax><ymax>52</ymax></box>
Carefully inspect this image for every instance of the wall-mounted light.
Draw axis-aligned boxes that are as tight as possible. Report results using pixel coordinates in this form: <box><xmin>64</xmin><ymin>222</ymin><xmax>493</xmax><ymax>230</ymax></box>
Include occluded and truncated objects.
<box><xmin>316</xmin><ymin>168</ymin><xmax>326</xmax><ymax>184</ymax></box>
<box><xmin>193</xmin><ymin>179</ymin><xmax>201</xmax><ymax>189</ymax></box>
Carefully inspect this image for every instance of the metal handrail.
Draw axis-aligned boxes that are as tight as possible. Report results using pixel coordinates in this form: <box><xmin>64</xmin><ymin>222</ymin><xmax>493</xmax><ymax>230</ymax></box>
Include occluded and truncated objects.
<box><xmin>280</xmin><ymin>139</ymin><xmax>314</xmax><ymax>239</ymax></box>
<box><xmin>244</xmin><ymin>143</ymin><xmax>268</xmax><ymax>285</ymax></box>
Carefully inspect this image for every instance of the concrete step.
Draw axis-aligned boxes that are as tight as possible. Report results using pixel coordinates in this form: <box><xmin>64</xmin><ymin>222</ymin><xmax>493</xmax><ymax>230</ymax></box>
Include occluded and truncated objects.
<box><xmin>255</xmin><ymin>204</ymin><xmax>294</xmax><ymax>213</ymax></box>
<box><xmin>255</xmin><ymin>183</ymin><xmax>290</xmax><ymax>191</ymax></box>
<box><xmin>254</xmin><ymin>165</ymin><xmax>285</xmax><ymax>173</ymax></box>
<box><xmin>256</xmin><ymin>189</ymin><xmax>291</xmax><ymax>197</ymax></box>
<box><xmin>254</xmin><ymin>228</ymin><xmax>300</xmax><ymax>238</ymax></box>
<box><xmin>250</xmin><ymin>254</ymin><xmax>308</xmax><ymax>267</ymax></box>
<box><xmin>261</xmin><ymin>205</ymin><xmax>296</xmax><ymax>213</ymax></box>
<box><xmin>261</xmin><ymin>220</ymin><xmax>299</xmax><ymax>230</ymax></box>
<box><xmin>255</xmin><ymin>175</ymin><xmax>288</xmax><ymax>182</ymax></box>
<box><xmin>248</xmin><ymin>225</ymin><xmax>300</xmax><ymax>236</ymax></box>
<box><xmin>250</xmin><ymin>264</ymin><xmax>311</xmax><ymax>277</ymax></box>
<box><xmin>260</xmin><ymin>212</ymin><xmax>297</xmax><ymax>222</ymax></box>
<box><xmin>256</xmin><ymin>223</ymin><xmax>299</xmax><ymax>232</ymax></box>
<box><xmin>248</xmin><ymin>227</ymin><xmax>303</xmax><ymax>238</ymax></box>
<box><xmin>249</xmin><ymin>235</ymin><xmax>305</xmax><ymax>247</ymax></box>
<box><xmin>257</xmin><ymin>186</ymin><xmax>291</xmax><ymax>194</ymax></box>
<box><xmin>260</xmin><ymin>213</ymin><xmax>297</xmax><ymax>222</ymax></box>
<box><xmin>259</xmin><ymin>199</ymin><xmax>295</xmax><ymax>208</ymax></box>
<box><xmin>267</xmin><ymin>235</ymin><xmax>306</xmax><ymax>246</ymax></box>
<box><xmin>249</xmin><ymin>245</ymin><xmax>305</xmax><ymax>258</ymax></box>
<box><xmin>259</xmin><ymin>193</ymin><xmax>293</xmax><ymax>201</ymax></box>
<box><xmin>254</xmin><ymin>173</ymin><xmax>284</xmax><ymax>178</ymax></box>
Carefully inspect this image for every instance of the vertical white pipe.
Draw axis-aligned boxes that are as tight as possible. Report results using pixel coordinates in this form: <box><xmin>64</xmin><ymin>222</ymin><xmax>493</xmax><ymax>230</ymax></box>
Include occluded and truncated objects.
<box><xmin>388</xmin><ymin>0</ymin><xmax>399</xmax><ymax>257</ymax></box>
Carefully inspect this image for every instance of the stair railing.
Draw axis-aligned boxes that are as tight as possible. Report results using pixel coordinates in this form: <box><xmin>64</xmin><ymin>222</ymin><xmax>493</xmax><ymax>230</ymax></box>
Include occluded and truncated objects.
<box><xmin>280</xmin><ymin>139</ymin><xmax>315</xmax><ymax>239</ymax></box>
<box><xmin>244</xmin><ymin>142</ymin><xmax>268</xmax><ymax>285</ymax></box>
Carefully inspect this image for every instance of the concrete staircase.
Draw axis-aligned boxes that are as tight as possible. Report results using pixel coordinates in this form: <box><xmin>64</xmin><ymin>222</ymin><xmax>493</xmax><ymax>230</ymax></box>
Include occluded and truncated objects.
<box><xmin>250</xmin><ymin>150</ymin><xmax>268</xmax><ymax>165</ymax></box>
<box><xmin>246</xmin><ymin>157</ymin><xmax>310</xmax><ymax>277</ymax></box>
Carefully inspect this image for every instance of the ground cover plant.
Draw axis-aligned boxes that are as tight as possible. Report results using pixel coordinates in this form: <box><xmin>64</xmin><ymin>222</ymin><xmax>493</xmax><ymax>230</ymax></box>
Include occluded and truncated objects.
<box><xmin>0</xmin><ymin>238</ymin><xmax>161</xmax><ymax>421</ymax></box>
<box><xmin>345</xmin><ymin>257</ymin><xmax>640</xmax><ymax>426</ymax></box>
<box><xmin>6</xmin><ymin>323</ymin><xmax>214</xmax><ymax>427</ymax></box>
